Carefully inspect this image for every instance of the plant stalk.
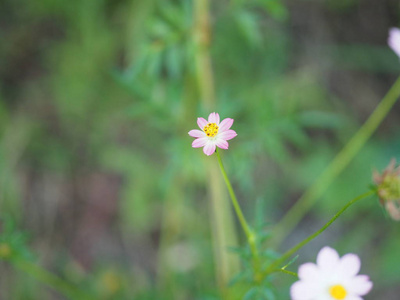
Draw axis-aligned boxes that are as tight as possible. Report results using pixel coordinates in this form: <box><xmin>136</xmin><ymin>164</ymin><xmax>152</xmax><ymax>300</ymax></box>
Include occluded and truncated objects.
<box><xmin>216</xmin><ymin>149</ymin><xmax>260</xmax><ymax>275</ymax></box>
<box><xmin>193</xmin><ymin>0</ymin><xmax>239</xmax><ymax>293</ymax></box>
<box><xmin>265</xmin><ymin>190</ymin><xmax>374</xmax><ymax>276</ymax></box>
<box><xmin>272</xmin><ymin>76</ymin><xmax>400</xmax><ymax>247</ymax></box>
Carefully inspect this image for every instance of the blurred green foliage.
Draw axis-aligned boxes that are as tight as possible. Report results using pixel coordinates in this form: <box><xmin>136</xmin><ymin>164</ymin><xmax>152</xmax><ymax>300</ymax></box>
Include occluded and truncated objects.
<box><xmin>0</xmin><ymin>0</ymin><xmax>399</xmax><ymax>299</ymax></box>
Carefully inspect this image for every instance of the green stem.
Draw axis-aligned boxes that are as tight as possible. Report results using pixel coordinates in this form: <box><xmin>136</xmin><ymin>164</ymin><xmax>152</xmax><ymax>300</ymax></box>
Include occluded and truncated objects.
<box><xmin>272</xmin><ymin>76</ymin><xmax>400</xmax><ymax>247</ymax></box>
<box><xmin>11</xmin><ymin>258</ymin><xmax>91</xmax><ymax>300</ymax></box>
<box><xmin>278</xmin><ymin>269</ymin><xmax>298</xmax><ymax>278</ymax></box>
<box><xmin>193</xmin><ymin>0</ymin><xmax>240</xmax><ymax>294</ymax></box>
<box><xmin>265</xmin><ymin>190</ymin><xmax>374</xmax><ymax>276</ymax></box>
<box><xmin>216</xmin><ymin>149</ymin><xmax>259</xmax><ymax>262</ymax></box>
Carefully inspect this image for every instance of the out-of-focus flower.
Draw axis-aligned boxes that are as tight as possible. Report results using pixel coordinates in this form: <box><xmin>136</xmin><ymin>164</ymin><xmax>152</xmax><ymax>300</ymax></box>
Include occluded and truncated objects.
<box><xmin>291</xmin><ymin>246</ymin><xmax>372</xmax><ymax>300</ymax></box>
<box><xmin>188</xmin><ymin>112</ymin><xmax>237</xmax><ymax>156</ymax></box>
<box><xmin>373</xmin><ymin>158</ymin><xmax>400</xmax><ymax>221</ymax></box>
<box><xmin>100</xmin><ymin>270</ymin><xmax>123</xmax><ymax>296</ymax></box>
<box><xmin>388</xmin><ymin>27</ymin><xmax>400</xmax><ymax>58</ymax></box>
<box><xmin>166</xmin><ymin>242</ymin><xmax>199</xmax><ymax>273</ymax></box>
<box><xmin>0</xmin><ymin>243</ymin><xmax>11</xmax><ymax>259</ymax></box>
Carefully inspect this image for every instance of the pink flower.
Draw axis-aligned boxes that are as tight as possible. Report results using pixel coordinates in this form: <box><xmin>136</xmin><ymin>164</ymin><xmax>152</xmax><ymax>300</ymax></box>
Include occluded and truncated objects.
<box><xmin>291</xmin><ymin>247</ymin><xmax>373</xmax><ymax>300</ymax></box>
<box><xmin>188</xmin><ymin>112</ymin><xmax>237</xmax><ymax>156</ymax></box>
<box><xmin>388</xmin><ymin>27</ymin><xmax>400</xmax><ymax>58</ymax></box>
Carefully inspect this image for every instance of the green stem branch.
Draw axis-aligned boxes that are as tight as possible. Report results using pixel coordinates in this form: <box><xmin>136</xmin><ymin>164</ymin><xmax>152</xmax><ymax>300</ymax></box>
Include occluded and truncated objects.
<box><xmin>272</xmin><ymin>76</ymin><xmax>400</xmax><ymax>247</ymax></box>
<box><xmin>278</xmin><ymin>269</ymin><xmax>298</xmax><ymax>278</ymax></box>
<box><xmin>265</xmin><ymin>190</ymin><xmax>374</xmax><ymax>276</ymax></box>
<box><xmin>216</xmin><ymin>149</ymin><xmax>259</xmax><ymax>264</ymax></box>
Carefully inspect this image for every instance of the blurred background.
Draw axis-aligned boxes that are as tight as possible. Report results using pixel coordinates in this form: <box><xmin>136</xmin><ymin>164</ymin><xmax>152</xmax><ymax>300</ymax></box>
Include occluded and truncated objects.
<box><xmin>1</xmin><ymin>0</ymin><xmax>400</xmax><ymax>299</ymax></box>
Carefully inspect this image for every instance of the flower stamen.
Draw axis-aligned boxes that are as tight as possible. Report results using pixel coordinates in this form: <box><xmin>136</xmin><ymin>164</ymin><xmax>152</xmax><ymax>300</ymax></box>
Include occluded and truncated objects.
<box><xmin>204</xmin><ymin>123</ymin><xmax>219</xmax><ymax>137</ymax></box>
<box><xmin>329</xmin><ymin>284</ymin><xmax>347</xmax><ymax>300</ymax></box>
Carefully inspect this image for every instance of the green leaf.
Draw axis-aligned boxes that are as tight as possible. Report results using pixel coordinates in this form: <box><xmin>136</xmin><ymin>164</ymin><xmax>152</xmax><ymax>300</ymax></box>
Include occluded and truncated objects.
<box><xmin>243</xmin><ymin>287</ymin><xmax>258</xmax><ymax>300</ymax></box>
<box><xmin>235</xmin><ymin>11</ymin><xmax>262</xmax><ymax>48</ymax></box>
<box><xmin>282</xmin><ymin>255</ymin><xmax>299</xmax><ymax>270</ymax></box>
<box><xmin>165</xmin><ymin>45</ymin><xmax>182</xmax><ymax>78</ymax></box>
<box><xmin>257</xmin><ymin>0</ymin><xmax>288</xmax><ymax>21</ymax></box>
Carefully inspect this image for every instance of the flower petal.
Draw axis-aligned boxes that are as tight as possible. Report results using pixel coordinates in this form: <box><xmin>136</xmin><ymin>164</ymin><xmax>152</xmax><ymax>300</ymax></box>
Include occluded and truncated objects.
<box><xmin>385</xmin><ymin>201</ymin><xmax>400</xmax><ymax>221</ymax></box>
<box><xmin>192</xmin><ymin>138</ymin><xmax>208</xmax><ymax>148</ymax></box>
<box><xmin>203</xmin><ymin>142</ymin><xmax>216</xmax><ymax>156</ymax></box>
<box><xmin>216</xmin><ymin>139</ymin><xmax>229</xmax><ymax>150</ymax></box>
<box><xmin>337</xmin><ymin>253</ymin><xmax>361</xmax><ymax>278</ymax></box>
<box><xmin>290</xmin><ymin>281</ymin><xmax>318</xmax><ymax>300</ymax></box>
<box><xmin>345</xmin><ymin>296</ymin><xmax>363</xmax><ymax>300</ymax></box>
<box><xmin>316</xmin><ymin>247</ymin><xmax>340</xmax><ymax>272</ymax></box>
<box><xmin>298</xmin><ymin>263</ymin><xmax>319</xmax><ymax>282</ymax></box>
<box><xmin>188</xmin><ymin>129</ymin><xmax>206</xmax><ymax>138</ymax></box>
<box><xmin>197</xmin><ymin>117</ymin><xmax>208</xmax><ymax>130</ymax></box>
<box><xmin>219</xmin><ymin>118</ymin><xmax>234</xmax><ymax>132</ymax></box>
<box><xmin>388</xmin><ymin>27</ymin><xmax>400</xmax><ymax>58</ymax></box>
<box><xmin>208</xmin><ymin>112</ymin><xmax>220</xmax><ymax>125</ymax></box>
<box><xmin>348</xmin><ymin>275</ymin><xmax>373</xmax><ymax>296</ymax></box>
<box><xmin>218</xmin><ymin>129</ymin><xmax>237</xmax><ymax>141</ymax></box>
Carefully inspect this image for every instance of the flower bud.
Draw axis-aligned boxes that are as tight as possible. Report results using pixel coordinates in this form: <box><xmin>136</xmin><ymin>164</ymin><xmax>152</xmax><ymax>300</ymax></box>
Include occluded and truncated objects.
<box><xmin>373</xmin><ymin>159</ymin><xmax>400</xmax><ymax>220</ymax></box>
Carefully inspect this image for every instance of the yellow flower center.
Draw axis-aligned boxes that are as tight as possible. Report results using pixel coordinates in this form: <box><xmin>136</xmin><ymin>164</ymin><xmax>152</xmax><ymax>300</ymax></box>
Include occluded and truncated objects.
<box><xmin>329</xmin><ymin>284</ymin><xmax>347</xmax><ymax>300</ymax></box>
<box><xmin>204</xmin><ymin>123</ymin><xmax>219</xmax><ymax>137</ymax></box>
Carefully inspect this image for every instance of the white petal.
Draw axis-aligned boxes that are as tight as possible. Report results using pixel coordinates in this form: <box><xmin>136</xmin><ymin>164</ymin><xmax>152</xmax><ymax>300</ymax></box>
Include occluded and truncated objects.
<box><xmin>336</xmin><ymin>254</ymin><xmax>360</xmax><ymax>278</ymax></box>
<box><xmin>290</xmin><ymin>281</ymin><xmax>318</xmax><ymax>300</ymax></box>
<box><xmin>298</xmin><ymin>263</ymin><xmax>319</xmax><ymax>282</ymax></box>
<box><xmin>388</xmin><ymin>27</ymin><xmax>400</xmax><ymax>58</ymax></box>
<box><xmin>344</xmin><ymin>296</ymin><xmax>363</xmax><ymax>300</ymax></box>
<box><xmin>348</xmin><ymin>275</ymin><xmax>373</xmax><ymax>296</ymax></box>
<box><xmin>317</xmin><ymin>247</ymin><xmax>340</xmax><ymax>272</ymax></box>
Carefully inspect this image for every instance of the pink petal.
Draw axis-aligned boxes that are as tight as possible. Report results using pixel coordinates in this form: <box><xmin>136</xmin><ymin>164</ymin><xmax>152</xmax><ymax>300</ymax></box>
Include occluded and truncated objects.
<box><xmin>188</xmin><ymin>129</ymin><xmax>206</xmax><ymax>138</ymax></box>
<box><xmin>337</xmin><ymin>253</ymin><xmax>361</xmax><ymax>278</ymax></box>
<box><xmin>192</xmin><ymin>138</ymin><xmax>208</xmax><ymax>148</ymax></box>
<box><xmin>298</xmin><ymin>263</ymin><xmax>319</xmax><ymax>282</ymax></box>
<box><xmin>208</xmin><ymin>112</ymin><xmax>220</xmax><ymax>125</ymax></box>
<box><xmin>203</xmin><ymin>142</ymin><xmax>216</xmax><ymax>156</ymax></box>
<box><xmin>219</xmin><ymin>118</ymin><xmax>234</xmax><ymax>132</ymax></box>
<box><xmin>197</xmin><ymin>117</ymin><xmax>208</xmax><ymax>130</ymax></box>
<box><xmin>218</xmin><ymin>129</ymin><xmax>237</xmax><ymax>141</ymax></box>
<box><xmin>348</xmin><ymin>275</ymin><xmax>373</xmax><ymax>296</ymax></box>
<box><xmin>216</xmin><ymin>139</ymin><xmax>229</xmax><ymax>150</ymax></box>
<box><xmin>385</xmin><ymin>201</ymin><xmax>400</xmax><ymax>220</ymax></box>
<box><xmin>316</xmin><ymin>247</ymin><xmax>339</xmax><ymax>272</ymax></box>
<box><xmin>389</xmin><ymin>27</ymin><xmax>400</xmax><ymax>58</ymax></box>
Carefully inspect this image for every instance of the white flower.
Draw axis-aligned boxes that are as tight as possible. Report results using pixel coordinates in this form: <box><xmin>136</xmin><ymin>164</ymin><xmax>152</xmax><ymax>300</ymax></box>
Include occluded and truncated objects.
<box><xmin>388</xmin><ymin>27</ymin><xmax>400</xmax><ymax>58</ymax></box>
<box><xmin>291</xmin><ymin>247</ymin><xmax>373</xmax><ymax>300</ymax></box>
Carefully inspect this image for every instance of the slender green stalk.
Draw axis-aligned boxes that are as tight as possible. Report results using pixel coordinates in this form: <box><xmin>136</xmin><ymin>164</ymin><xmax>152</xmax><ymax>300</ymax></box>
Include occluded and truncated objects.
<box><xmin>11</xmin><ymin>257</ymin><xmax>91</xmax><ymax>300</ymax></box>
<box><xmin>265</xmin><ymin>190</ymin><xmax>374</xmax><ymax>276</ymax></box>
<box><xmin>278</xmin><ymin>269</ymin><xmax>298</xmax><ymax>278</ymax></box>
<box><xmin>216</xmin><ymin>149</ymin><xmax>259</xmax><ymax>262</ymax></box>
<box><xmin>193</xmin><ymin>0</ymin><xmax>239</xmax><ymax>294</ymax></box>
<box><xmin>272</xmin><ymin>76</ymin><xmax>400</xmax><ymax>247</ymax></box>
